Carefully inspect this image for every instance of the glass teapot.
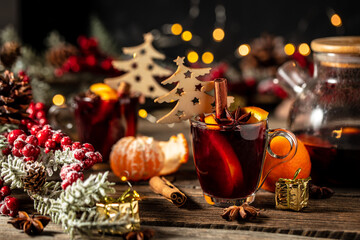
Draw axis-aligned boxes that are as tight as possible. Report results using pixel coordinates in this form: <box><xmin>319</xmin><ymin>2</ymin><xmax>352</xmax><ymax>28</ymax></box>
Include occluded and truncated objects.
<box><xmin>276</xmin><ymin>36</ymin><xmax>360</xmax><ymax>187</ymax></box>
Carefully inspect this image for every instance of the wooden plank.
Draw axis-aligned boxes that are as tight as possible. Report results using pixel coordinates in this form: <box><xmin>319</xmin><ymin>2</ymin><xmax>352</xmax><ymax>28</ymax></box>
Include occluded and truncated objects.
<box><xmin>106</xmin><ymin>165</ymin><xmax>360</xmax><ymax>239</ymax></box>
<box><xmin>150</xmin><ymin>226</ymin><xmax>316</xmax><ymax>239</ymax></box>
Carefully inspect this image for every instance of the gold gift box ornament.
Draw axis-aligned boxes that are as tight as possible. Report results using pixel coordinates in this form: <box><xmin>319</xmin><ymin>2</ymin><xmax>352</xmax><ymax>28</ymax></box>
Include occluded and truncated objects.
<box><xmin>275</xmin><ymin>169</ymin><xmax>311</xmax><ymax>211</ymax></box>
<box><xmin>96</xmin><ymin>186</ymin><xmax>141</xmax><ymax>235</ymax></box>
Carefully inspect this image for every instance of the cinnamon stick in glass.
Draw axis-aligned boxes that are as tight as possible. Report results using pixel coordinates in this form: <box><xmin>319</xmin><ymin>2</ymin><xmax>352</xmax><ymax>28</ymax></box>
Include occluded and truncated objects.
<box><xmin>214</xmin><ymin>78</ymin><xmax>228</xmax><ymax>119</ymax></box>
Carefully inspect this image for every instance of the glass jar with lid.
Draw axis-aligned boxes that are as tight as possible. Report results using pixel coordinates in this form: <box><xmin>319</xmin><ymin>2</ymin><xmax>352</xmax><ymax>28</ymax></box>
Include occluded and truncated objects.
<box><xmin>277</xmin><ymin>36</ymin><xmax>360</xmax><ymax>186</ymax></box>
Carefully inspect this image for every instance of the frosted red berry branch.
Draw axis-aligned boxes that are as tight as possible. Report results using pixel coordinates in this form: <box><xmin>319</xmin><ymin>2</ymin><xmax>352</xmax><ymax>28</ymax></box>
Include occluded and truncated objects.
<box><xmin>2</xmin><ymin>115</ymin><xmax>103</xmax><ymax>190</ymax></box>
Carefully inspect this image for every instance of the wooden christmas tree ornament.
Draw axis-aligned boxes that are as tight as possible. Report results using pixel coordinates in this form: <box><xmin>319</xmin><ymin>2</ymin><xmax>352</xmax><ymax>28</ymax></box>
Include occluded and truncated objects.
<box><xmin>105</xmin><ymin>33</ymin><xmax>172</xmax><ymax>98</ymax></box>
<box><xmin>154</xmin><ymin>56</ymin><xmax>233</xmax><ymax>124</ymax></box>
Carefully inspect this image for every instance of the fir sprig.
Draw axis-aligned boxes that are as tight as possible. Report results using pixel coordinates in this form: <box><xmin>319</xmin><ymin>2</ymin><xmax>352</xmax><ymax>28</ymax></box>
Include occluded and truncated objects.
<box><xmin>30</xmin><ymin>181</ymin><xmax>62</xmax><ymax>218</ymax></box>
<box><xmin>0</xmin><ymin>155</ymin><xmax>25</xmax><ymax>189</ymax></box>
<box><xmin>42</xmin><ymin>148</ymin><xmax>80</xmax><ymax>176</ymax></box>
<box><xmin>64</xmin><ymin>210</ymin><xmax>136</xmax><ymax>239</ymax></box>
<box><xmin>58</xmin><ymin>172</ymin><xmax>115</xmax><ymax>213</ymax></box>
<box><xmin>0</xmin><ymin>124</ymin><xmax>18</xmax><ymax>134</ymax></box>
<box><xmin>0</xmin><ymin>134</ymin><xmax>8</xmax><ymax>150</ymax></box>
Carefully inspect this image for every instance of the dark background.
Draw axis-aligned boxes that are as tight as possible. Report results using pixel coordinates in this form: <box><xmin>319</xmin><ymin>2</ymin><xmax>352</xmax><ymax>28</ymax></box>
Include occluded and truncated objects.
<box><xmin>2</xmin><ymin>0</ymin><xmax>360</xmax><ymax>64</ymax></box>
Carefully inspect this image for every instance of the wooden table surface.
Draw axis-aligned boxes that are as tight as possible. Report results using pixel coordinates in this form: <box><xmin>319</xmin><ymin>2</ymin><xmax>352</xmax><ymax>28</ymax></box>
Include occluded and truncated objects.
<box><xmin>1</xmin><ymin>116</ymin><xmax>360</xmax><ymax>239</ymax></box>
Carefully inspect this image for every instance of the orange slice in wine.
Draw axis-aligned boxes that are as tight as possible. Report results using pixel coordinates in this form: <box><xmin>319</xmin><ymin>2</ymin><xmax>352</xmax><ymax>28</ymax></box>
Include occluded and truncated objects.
<box><xmin>204</xmin><ymin>114</ymin><xmax>220</xmax><ymax>130</ymax></box>
<box><xmin>207</xmin><ymin>132</ymin><xmax>244</xmax><ymax>197</ymax></box>
<box><xmin>242</xmin><ymin>106</ymin><xmax>269</xmax><ymax>123</ymax></box>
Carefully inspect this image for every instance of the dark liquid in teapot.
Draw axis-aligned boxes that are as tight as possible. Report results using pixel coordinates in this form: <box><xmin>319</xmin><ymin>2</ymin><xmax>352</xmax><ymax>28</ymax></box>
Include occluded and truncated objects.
<box><xmin>295</xmin><ymin>126</ymin><xmax>360</xmax><ymax>187</ymax></box>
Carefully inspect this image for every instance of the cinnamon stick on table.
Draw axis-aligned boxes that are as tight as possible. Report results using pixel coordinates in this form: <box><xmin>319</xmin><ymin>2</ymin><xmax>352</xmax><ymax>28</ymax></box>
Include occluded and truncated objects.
<box><xmin>149</xmin><ymin>176</ymin><xmax>187</xmax><ymax>207</ymax></box>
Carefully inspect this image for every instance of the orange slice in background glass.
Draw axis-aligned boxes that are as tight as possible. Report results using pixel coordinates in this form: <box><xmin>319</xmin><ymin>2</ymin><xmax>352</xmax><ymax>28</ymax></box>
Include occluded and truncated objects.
<box><xmin>90</xmin><ymin>83</ymin><xmax>118</xmax><ymax>100</ymax></box>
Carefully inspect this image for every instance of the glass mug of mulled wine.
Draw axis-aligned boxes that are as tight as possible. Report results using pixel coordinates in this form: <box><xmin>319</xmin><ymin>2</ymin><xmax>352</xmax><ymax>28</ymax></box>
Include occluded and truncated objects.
<box><xmin>276</xmin><ymin>36</ymin><xmax>360</xmax><ymax>186</ymax></box>
<box><xmin>51</xmin><ymin>83</ymin><xmax>139</xmax><ymax>162</ymax></box>
<box><xmin>190</xmin><ymin>114</ymin><xmax>297</xmax><ymax>206</ymax></box>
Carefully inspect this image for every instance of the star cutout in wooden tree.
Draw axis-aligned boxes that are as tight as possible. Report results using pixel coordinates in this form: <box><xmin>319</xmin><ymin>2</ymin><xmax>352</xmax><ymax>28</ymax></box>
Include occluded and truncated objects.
<box><xmin>184</xmin><ymin>70</ymin><xmax>192</xmax><ymax>78</ymax></box>
<box><xmin>174</xmin><ymin>56</ymin><xmax>185</xmax><ymax>65</ymax></box>
<box><xmin>175</xmin><ymin>110</ymin><xmax>185</xmax><ymax>118</ymax></box>
<box><xmin>176</xmin><ymin>88</ymin><xmax>184</xmax><ymax>96</ymax></box>
<box><xmin>191</xmin><ymin>97</ymin><xmax>199</xmax><ymax>105</ymax></box>
<box><xmin>195</xmin><ymin>83</ymin><xmax>202</xmax><ymax>91</ymax></box>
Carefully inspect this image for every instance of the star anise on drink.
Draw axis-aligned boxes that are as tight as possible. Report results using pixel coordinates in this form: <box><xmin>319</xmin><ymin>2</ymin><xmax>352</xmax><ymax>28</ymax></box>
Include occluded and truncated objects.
<box><xmin>221</xmin><ymin>203</ymin><xmax>261</xmax><ymax>221</ymax></box>
<box><xmin>124</xmin><ymin>229</ymin><xmax>155</xmax><ymax>240</ymax></box>
<box><xmin>309</xmin><ymin>184</ymin><xmax>334</xmax><ymax>199</ymax></box>
<box><xmin>215</xmin><ymin>107</ymin><xmax>252</xmax><ymax>125</ymax></box>
<box><xmin>8</xmin><ymin>211</ymin><xmax>51</xmax><ymax>235</ymax></box>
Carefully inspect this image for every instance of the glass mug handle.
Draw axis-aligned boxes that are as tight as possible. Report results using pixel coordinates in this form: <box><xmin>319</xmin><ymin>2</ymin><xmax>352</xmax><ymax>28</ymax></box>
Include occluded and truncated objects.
<box><xmin>256</xmin><ymin>128</ymin><xmax>298</xmax><ymax>191</ymax></box>
<box><xmin>48</xmin><ymin>104</ymin><xmax>76</xmax><ymax>138</ymax></box>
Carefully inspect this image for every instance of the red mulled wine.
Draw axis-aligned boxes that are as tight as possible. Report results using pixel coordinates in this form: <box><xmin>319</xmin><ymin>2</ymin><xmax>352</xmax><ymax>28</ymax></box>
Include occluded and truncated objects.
<box><xmin>74</xmin><ymin>93</ymin><xmax>138</xmax><ymax>162</ymax></box>
<box><xmin>295</xmin><ymin>126</ymin><xmax>360</xmax><ymax>187</ymax></box>
<box><xmin>191</xmin><ymin>118</ymin><xmax>267</xmax><ymax>200</ymax></box>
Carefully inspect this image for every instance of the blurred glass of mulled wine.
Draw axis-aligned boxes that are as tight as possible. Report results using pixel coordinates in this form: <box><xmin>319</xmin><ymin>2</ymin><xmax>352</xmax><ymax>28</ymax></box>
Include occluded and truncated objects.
<box><xmin>276</xmin><ymin>36</ymin><xmax>360</xmax><ymax>187</ymax></box>
<box><xmin>73</xmin><ymin>91</ymin><xmax>139</xmax><ymax>162</ymax></box>
<box><xmin>49</xmin><ymin>83</ymin><xmax>139</xmax><ymax>162</ymax></box>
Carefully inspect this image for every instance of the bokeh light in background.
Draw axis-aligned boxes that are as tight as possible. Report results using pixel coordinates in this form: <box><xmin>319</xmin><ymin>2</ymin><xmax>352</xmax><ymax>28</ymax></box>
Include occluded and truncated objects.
<box><xmin>171</xmin><ymin>23</ymin><xmax>183</xmax><ymax>35</ymax></box>
<box><xmin>298</xmin><ymin>43</ymin><xmax>311</xmax><ymax>56</ymax></box>
<box><xmin>138</xmin><ymin>109</ymin><xmax>148</xmax><ymax>118</ymax></box>
<box><xmin>181</xmin><ymin>31</ymin><xmax>192</xmax><ymax>41</ymax></box>
<box><xmin>238</xmin><ymin>44</ymin><xmax>251</xmax><ymax>56</ymax></box>
<box><xmin>187</xmin><ymin>51</ymin><xmax>199</xmax><ymax>63</ymax></box>
<box><xmin>284</xmin><ymin>43</ymin><xmax>295</xmax><ymax>56</ymax></box>
<box><xmin>212</xmin><ymin>28</ymin><xmax>225</xmax><ymax>42</ymax></box>
<box><xmin>52</xmin><ymin>94</ymin><xmax>65</xmax><ymax>106</ymax></box>
<box><xmin>331</xmin><ymin>14</ymin><xmax>342</xmax><ymax>27</ymax></box>
<box><xmin>202</xmin><ymin>52</ymin><xmax>214</xmax><ymax>64</ymax></box>
<box><xmin>120</xmin><ymin>176</ymin><xmax>127</xmax><ymax>182</ymax></box>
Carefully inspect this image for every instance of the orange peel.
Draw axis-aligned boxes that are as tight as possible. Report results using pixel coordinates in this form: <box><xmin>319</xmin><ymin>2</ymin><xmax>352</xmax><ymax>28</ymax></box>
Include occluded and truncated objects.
<box><xmin>241</xmin><ymin>106</ymin><xmax>269</xmax><ymax>123</ymax></box>
<box><xmin>158</xmin><ymin>133</ymin><xmax>189</xmax><ymax>175</ymax></box>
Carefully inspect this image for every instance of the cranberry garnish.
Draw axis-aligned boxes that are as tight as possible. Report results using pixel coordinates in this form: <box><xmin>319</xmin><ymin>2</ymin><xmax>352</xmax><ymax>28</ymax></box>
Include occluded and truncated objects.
<box><xmin>0</xmin><ymin>186</ymin><xmax>11</xmax><ymax>197</ymax></box>
<box><xmin>11</xmin><ymin>148</ymin><xmax>23</xmax><ymax>157</ymax></box>
<box><xmin>60</xmin><ymin>136</ymin><xmax>72</xmax><ymax>146</ymax></box>
<box><xmin>13</xmin><ymin>139</ymin><xmax>26</xmax><ymax>149</ymax></box>
<box><xmin>71</xmin><ymin>142</ymin><xmax>82</xmax><ymax>150</ymax></box>
<box><xmin>52</xmin><ymin>132</ymin><xmax>63</xmax><ymax>143</ymax></box>
<box><xmin>25</xmin><ymin>135</ymin><xmax>38</xmax><ymax>146</ymax></box>
<box><xmin>45</xmin><ymin>139</ymin><xmax>57</xmax><ymax>149</ymax></box>
<box><xmin>82</xmin><ymin>143</ymin><xmax>94</xmax><ymax>151</ymax></box>
<box><xmin>21</xmin><ymin>144</ymin><xmax>37</xmax><ymax>157</ymax></box>
<box><xmin>7</xmin><ymin>130</ymin><xmax>25</xmax><ymax>145</ymax></box>
<box><xmin>73</xmin><ymin>149</ymin><xmax>85</xmax><ymax>160</ymax></box>
<box><xmin>34</xmin><ymin>102</ymin><xmax>45</xmax><ymax>111</ymax></box>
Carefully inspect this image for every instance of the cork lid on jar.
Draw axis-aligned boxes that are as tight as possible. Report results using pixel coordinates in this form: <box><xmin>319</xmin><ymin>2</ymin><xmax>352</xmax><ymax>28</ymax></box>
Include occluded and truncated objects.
<box><xmin>311</xmin><ymin>36</ymin><xmax>360</xmax><ymax>54</ymax></box>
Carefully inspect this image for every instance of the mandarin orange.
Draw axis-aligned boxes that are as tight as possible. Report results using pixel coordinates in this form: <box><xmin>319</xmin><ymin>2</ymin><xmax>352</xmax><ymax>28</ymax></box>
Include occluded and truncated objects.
<box><xmin>261</xmin><ymin>136</ymin><xmax>311</xmax><ymax>192</ymax></box>
<box><xmin>110</xmin><ymin>134</ymin><xmax>188</xmax><ymax>181</ymax></box>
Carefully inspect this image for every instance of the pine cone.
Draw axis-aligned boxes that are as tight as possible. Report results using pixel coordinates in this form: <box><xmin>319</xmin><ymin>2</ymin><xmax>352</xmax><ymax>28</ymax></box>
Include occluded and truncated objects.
<box><xmin>0</xmin><ymin>71</ymin><xmax>32</xmax><ymax>124</ymax></box>
<box><xmin>22</xmin><ymin>162</ymin><xmax>46</xmax><ymax>193</ymax></box>
<box><xmin>240</xmin><ymin>33</ymin><xmax>288</xmax><ymax>73</ymax></box>
<box><xmin>46</xmin><ymin>44</ymin><xmax>78</xmax><ymax>67</ymax></box>
<box><xmin>0</xmin><ymin>42</ymin><xmax>21</xmax><ymax>68</ymax></box>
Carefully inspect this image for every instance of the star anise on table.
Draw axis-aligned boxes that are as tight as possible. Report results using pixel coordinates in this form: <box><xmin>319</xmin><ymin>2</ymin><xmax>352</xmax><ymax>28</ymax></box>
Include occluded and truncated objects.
<box><xmin>221</xmin><ymin>203</ymin><xmax>261</xmax><ymax>221</ymax></box>
<box><xmin>215</xmin><ymin>107</ymin><xmax>252</xmax><ymax>125</ymax></box>
<box><xmin>124</xmin><ymin>229</ymin><xmax>155</xmax><ymax>240</ymax></box>
<box><xmin>309</xmin><ymin>184</ymin><xmax>334</xmax><ymax>199</ymax></box>
<box><xmin>8</xmin><ymin>211</ymin><xmax>51</xmax><ymax>235</ymax></box>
